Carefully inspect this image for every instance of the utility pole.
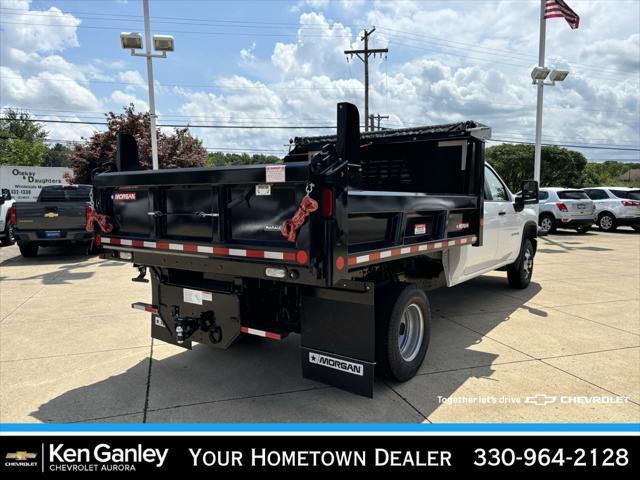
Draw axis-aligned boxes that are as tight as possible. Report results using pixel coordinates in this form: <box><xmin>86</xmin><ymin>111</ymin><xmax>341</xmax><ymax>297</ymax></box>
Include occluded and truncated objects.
<box><xmin>369</xmin><ymin>113</ymin><xmax>389</xmax><ymax>131</ymax></box>
<box><xmin>345</xmin><ymin>27</ymin><xmax>388</xmax><ymax>132</ymax></box>
<box><xmin>142</xmin><ymin>0</ymin><xmax>159</xmax><ymax>170</ymax></box>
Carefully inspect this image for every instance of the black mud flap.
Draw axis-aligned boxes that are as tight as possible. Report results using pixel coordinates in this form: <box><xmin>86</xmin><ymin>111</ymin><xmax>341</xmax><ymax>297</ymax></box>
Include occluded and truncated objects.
<box><xmin>300</xmin><ymin>285</ymin><xmax>375</xmax><ymax>397</ymax></box>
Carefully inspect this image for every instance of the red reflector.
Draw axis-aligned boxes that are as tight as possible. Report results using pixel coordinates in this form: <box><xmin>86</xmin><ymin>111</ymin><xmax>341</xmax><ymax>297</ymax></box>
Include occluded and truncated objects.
<box><xmin>322</xmin><ymin>188</ymin><xmax>333</xmax><ymax>217</ymax></box>
<box><xmin>9</xmin><ymin>205</ymin><xmax>16</xmax><ymax>225</ymax></box>
<box><xmin>296</xmin><ymin>250</ymin><xmax>308</xmax><ymax>264</ymax></box>
<box><xmin>335</xmin><ymin>256</ymin><xmax>345</xmax><ymax>270</ymax></box>
<box><xmin>95</xmin><ymin>235</ymin><xmax>101</xmax><ymax>245</ymax></box>
<box><xmin>556</xmin><ymin>202</ymin><xmax>568</xmax><ymax>212</ymax></box>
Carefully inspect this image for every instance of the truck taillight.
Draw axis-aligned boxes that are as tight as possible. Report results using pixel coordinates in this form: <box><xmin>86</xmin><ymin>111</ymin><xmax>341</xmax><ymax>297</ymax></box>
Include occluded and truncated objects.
<box><xmin>8</xmin><ymin>205</ymin><xmax>16</xmax><ymax>225</ymax></box>
<box><xmin>556</xmin><ymin>202</ymin><xmax>568</xmax><ymax>212</ymax></box>
<box><xmin>322</xmin><ymin>187</ymin><xmax>333</xmax><ymax>217</ymax></box>
<box><xmin>622</xmin><ymin>200</ymin><xmax>640</xmax><ymax>207</ymax></box>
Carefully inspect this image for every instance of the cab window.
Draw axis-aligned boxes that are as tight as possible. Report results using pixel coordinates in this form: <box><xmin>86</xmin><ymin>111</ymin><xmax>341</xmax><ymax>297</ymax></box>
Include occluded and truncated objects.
<box><xmin>485</xmin><ymin>167</ymin><xmax>509</xmax><ymax>201</ymax></box>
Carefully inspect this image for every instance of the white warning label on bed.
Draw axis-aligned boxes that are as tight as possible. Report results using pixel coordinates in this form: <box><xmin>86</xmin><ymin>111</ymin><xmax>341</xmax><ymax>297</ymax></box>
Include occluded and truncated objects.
<box><xmin>183</xmin><ymin>288</ymin><xmax>212</xmax><ymax>305</ymax></box>
<box><xmin>265</xmin><ymin>165</ymin><xmax>285</xmax><ymax>183</ymax></box>
<box><xmin>414</xmin><ymin>223</ymin><xmax>427</xmax><ymax>235</ymax></box>
<box><xmin>256</xmin><ymin>184</ymin><xmax>271</xmax><ymax>196</ymax></box>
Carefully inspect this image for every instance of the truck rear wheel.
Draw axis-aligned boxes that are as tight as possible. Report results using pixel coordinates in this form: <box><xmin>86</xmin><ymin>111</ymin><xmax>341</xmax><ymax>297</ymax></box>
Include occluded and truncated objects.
<box><xmin>19</xmin><ymin>243</ymin><xmax>38</xmax><ymax>258</ymax></box>
<box><xmin>376</xmin><ymin>284</ymin><xmax>430</xmax><ymax>382</ymax></box>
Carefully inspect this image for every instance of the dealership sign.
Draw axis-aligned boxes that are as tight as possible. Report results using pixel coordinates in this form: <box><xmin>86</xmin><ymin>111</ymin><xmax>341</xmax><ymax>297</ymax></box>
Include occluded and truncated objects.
<box><xmin>0</xmin><ymin>166</ymin><xmax>72</xmax><ymax>202</ymax></box>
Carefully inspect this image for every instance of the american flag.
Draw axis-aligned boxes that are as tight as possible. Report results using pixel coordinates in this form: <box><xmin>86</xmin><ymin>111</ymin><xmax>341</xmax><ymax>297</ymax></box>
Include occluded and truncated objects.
<box><xmin>544</xmin><ymin>0</ymin><xmax>580</xmax><ymax>29</ymax></box>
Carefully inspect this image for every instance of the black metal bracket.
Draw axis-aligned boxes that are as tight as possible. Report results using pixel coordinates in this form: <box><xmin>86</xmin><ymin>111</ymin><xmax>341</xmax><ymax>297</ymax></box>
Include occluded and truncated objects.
<box><xmin>132</xmin><ymin>265</ymin><xmax>149</xmax><ymax>283</ymax></box>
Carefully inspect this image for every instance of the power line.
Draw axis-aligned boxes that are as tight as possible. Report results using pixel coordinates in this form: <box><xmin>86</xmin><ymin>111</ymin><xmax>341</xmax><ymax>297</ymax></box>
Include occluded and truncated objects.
<box><xmin>0</xmin><ymin>117</ymin><xmax>335</xmax><ymax>129</ymax></box>
<box><xmin>489</xmin><ymin>139</ymin><xmax>640</xmax><ymax>152</ymax></box>
<box><xmin>3</xmin><ymin>117</ymin><xmax>638</xmax><ymax>152</ymax></box>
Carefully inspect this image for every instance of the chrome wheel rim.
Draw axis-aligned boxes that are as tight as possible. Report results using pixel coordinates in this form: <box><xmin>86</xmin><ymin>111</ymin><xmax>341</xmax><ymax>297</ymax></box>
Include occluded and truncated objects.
<box><xmin>540</xmin><ymin>217</ymin><xmax>552</xmax><ymax>232</ymax></box>
<box><xmin>398</xmin><ymin>303</ymin><xmax>424</xmax><ymax>362</ymax></box>
<box><xmin>600</xmin><ymin>215</ymin><xmax>613</xmax><ymax>230</ymax></box>
<box><xmin>522</xmin><ymin>248</ymin><xmax>533</xmax><ymax>277</ymax></box>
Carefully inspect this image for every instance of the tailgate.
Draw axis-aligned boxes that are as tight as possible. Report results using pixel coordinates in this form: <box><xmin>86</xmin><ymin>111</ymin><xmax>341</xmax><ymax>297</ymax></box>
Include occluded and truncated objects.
<box><xmin>16</xmin><ymin>202</ymin><xmax>87</xmax><ymax>231</ymax></box>
<box><xmin>565</xmin><ymin>200</ymin><xmax>593</xmax><ymax>216</ymax></box>
<box><xmin>93</xmin><ymin>162</ymin><xmax>313</xmax><ymax>265</ymax></box>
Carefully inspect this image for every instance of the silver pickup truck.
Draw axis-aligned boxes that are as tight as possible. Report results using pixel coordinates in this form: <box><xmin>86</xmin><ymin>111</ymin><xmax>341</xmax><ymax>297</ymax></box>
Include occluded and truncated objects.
<box><xmin>11</xmin><ymin>184</ymin><xmax>96</xmax><ymax>257</ymax></box>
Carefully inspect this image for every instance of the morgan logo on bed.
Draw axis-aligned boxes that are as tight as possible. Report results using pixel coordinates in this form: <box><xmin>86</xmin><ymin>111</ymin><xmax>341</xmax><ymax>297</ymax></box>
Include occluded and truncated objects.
<box><xmin>113</xmin><ymin>192</ymin><xmax>137</xmax><ymax>201</ymax></box>
<box><xmin>309</xmin><ymin>352</ymin><xmax>363</xmax><ymax>376</ymax></box>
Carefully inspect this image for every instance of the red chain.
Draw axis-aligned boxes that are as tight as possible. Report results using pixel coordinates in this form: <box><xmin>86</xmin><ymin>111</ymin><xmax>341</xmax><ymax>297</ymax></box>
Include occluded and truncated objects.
<box><xmin>280</xmin><ymin>195</ymin><xmax>318</xmax><ymax>242</ymax></box>
<box><xmin>86</xmin><ymin>208</ymin><xmax>114</xmax><ymax>234</ymax></box>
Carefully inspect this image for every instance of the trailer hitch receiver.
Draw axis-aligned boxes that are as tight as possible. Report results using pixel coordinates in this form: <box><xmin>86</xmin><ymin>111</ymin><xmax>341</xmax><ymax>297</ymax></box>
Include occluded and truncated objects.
<box><xmin>171</xmin><ymin>307</ymin><xmax>221</xmax><ymax>345</ymax></box>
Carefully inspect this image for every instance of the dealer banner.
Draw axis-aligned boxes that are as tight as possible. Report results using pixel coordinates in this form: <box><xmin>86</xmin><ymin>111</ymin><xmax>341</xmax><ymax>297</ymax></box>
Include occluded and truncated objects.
<box><xmin>0</xmin><ymin>435</ymin><xmax>635</xmax><ymax>476</ymax></box>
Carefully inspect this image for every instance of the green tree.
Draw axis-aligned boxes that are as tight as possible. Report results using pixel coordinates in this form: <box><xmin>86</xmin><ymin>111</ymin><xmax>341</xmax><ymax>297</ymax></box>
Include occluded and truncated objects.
<box><xmin>68</xmin><ymin>104</ymin><xmax>208</xmax><ymax>183</ymax></box>
<box><xmin>43</xmin><ymin>143</ymin><xmax>72</xmax><ymax>167</ymax></box>
<box><xmin>486</xmin><ymin>143</ymin><xmax>590</xmax><ymax>191</ymax></box>
<box><xmin>206</xmin><ymin>151</ymin><xmax>282</xmax><ymax>167</ymax></box>
<box><xmin>0</xmin><ymin>109</ymin><xmax>48</xmax><ymax>166</ymax></box>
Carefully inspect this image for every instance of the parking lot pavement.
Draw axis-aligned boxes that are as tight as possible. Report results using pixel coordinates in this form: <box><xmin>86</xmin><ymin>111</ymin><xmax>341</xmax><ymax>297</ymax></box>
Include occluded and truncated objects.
<box><xmin>1</xmin><ymin>230</ymin><xmax>638</xmax><ymax>424</ymax></box>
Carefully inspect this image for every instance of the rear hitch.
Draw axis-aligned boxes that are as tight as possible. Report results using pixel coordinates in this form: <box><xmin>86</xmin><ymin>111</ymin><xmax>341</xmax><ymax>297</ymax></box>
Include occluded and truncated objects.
<box><xmin>171</xmin><ymin>307</ymin><xmax>221</xmax><ymax>345</ymax></box>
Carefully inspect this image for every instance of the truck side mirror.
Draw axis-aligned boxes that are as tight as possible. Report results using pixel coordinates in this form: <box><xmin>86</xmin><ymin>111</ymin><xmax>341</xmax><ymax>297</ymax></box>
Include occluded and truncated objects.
<box><xmin>514</xmin><ymin>180</ymin><xmax>538</xmax><ymax>212</ymax></box>
<box><xmin>521</xmin><ymin>180</ymin><xmax>539</xmax><ymax>204</ymax></box>
<box><xmin>1</xmin><ymin>188</ymin><xmax>11</xmax><ymax>201</ymax></box>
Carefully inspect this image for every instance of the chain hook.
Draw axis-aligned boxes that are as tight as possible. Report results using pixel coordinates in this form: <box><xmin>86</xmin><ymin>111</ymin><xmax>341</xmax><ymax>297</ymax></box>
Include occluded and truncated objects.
<box><xmin>305</xmin><ymin>182</ymin><xmax>314</xmax><ymax>196</ymax></box>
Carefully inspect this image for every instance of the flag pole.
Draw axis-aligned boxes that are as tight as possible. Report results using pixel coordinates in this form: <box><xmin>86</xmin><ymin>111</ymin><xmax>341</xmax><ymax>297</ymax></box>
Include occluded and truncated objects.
<box><xmin>534</xmin><ymin>0</ymin><xmax>546</xmax><ymax>184</ymax></box>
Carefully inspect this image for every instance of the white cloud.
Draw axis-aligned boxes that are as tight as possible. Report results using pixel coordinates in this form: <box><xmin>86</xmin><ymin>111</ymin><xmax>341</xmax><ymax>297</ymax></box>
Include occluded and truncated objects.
<box><xmin>0</xmin><ymin>66</ymin><xmax>100</xmax><ymax>111</ymax></box>
<box><xmin>110</xmin><ymin>90</ymin><xmax>149</xmax><ymax>112</ymax></box>
<box><xmin>0</xmin><ymin>0</ymin><xmax>81</xmax><ymax>53</ymax></box>
<box><xmin>117</xmin><ymin>70</ymin><xmax>146</xmax><ymax>88</ymax></box>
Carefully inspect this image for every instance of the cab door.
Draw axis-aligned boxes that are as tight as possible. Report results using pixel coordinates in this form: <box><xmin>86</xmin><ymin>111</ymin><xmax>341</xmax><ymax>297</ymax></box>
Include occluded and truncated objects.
<box><xmin>459</xmin><ymin>166</ymin><xmax>502</xmax><ymax>274</ymax></box>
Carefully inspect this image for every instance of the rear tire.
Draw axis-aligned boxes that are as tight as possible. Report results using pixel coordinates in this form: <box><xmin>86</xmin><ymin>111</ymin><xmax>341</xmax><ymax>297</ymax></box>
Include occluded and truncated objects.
<box><xmin>19</xmin><ymin>243</ymin><xmax>38</xmax><ymax>257</ymax></box>
<box><xmin>598</xmin><ymin>212</ymin><xmax>617</xmax><ymax>232</ymax></box>
<box><xmin>1</xmin><ymin>220</ymin><xmax>15</xmax><ymax>246</ymax></box>
<box><xmin>375</xmin><ymin>284</ymin><xmax>430</xmax><ymax>382</ymax></box>
<box><xmin>507</xmin><ymin>238</ymin><xmax>534</xmax><ymax>289</ymax></box>
<box><xmin>539</xmin><ymin>213</ymin><xmax>556</xmax><ymax>234</ymax></box>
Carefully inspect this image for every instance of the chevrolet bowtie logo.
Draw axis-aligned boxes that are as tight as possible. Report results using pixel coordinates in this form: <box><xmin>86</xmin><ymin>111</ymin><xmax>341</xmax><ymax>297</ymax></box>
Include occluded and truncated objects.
<box><xmin>44</xmin><ymin>212</ymin><xmax>58</xmax><ymax>218</ymax></box>
<box><xmin>6</xmin><ymin>451</ymin><xmax>37</xmax><ymax>461</ymax></box>
<box><xmin>525</xmin><ymin>394</ymin><xmax>557</xmax><ymax>406</ymax></box>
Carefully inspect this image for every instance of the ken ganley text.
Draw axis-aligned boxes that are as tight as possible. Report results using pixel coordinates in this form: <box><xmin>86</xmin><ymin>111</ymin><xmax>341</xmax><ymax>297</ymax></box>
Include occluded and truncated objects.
<box><xmin>190</xmin><ymin>448</ymin><xmax>452</xmax><ymax>467</ymax></box>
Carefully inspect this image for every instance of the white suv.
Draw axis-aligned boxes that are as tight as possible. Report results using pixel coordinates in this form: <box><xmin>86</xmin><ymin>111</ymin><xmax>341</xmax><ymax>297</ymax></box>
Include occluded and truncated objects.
<box><xmin>583</xmin><ymin>187</ymin><xmax>640</xmax><ymax>232</ymax></box>
<box><xmin>538</xmin><ymin>187</ymin><xmax>596</xmax><ymax>234</ymax></box>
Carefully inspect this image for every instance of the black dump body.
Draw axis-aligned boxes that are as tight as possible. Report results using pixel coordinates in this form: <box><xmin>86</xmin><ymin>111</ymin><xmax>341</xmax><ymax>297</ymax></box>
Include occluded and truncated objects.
<box><xmin>91</xmin><ymin>103</ymin><xmax>488</xmax><ymax>396</ymax></box>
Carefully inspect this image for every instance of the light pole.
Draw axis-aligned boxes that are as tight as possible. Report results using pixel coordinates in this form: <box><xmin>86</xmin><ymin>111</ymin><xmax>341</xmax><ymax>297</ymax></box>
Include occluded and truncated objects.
<box><xmin>119</xmin><ymin>0</ymin><xmax>174</xmax><ymax>170</ymax></box>
<box><xmin>531</xmin><ymin>66</ymin><xmax>569</xmax><ymax>183</ymax></box>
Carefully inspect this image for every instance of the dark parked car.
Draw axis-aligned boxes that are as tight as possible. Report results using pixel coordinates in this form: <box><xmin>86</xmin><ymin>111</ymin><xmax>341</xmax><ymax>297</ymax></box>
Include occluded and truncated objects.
<box><xmin>10</xmin><ymin>184</ymin><xmax>97</xmax><ymax>257</ymax></box>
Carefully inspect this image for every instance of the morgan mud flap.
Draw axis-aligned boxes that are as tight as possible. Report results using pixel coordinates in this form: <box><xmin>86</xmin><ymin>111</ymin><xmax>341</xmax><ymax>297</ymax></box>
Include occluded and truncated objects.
<box><xmin>301</xmin><ymin>347</ymin><xmax>375</xmax><ymax>397</ymax></box>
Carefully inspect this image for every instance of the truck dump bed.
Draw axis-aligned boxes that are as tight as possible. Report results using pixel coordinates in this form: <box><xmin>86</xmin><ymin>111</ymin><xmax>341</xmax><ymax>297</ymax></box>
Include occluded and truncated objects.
<box><xmin>93</xmin><ymin>109</ymin><xmax>487</xmax><ymax>287</ymax></box>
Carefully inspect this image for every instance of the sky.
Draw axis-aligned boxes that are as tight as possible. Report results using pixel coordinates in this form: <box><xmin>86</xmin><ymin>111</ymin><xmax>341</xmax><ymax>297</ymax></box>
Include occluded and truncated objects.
<box><xmin>0</xmin><ymin>0</ymin><xmax>639</xmax><ymax>161</ymax></box>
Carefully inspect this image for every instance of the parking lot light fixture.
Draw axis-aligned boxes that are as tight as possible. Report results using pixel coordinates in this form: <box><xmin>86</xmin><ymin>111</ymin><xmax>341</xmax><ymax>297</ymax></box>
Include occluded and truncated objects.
<box><xmin>549</xmin><ymin>69</ymin><xmax>569</xmax><ymax>84</ymax></box>
<box><xmin>153</xmin><ymin>35</ymin><xmax>175</xmax><ymax>53</ymax></box>
<box><xmin>120</xmin><ymin>32</ymin><xmax>143</xmax><ymax>50</ymax></box>
<box><xmin>118</xmin><ymin>1</ymin><xmax>173</xmax><ymax>170</ymax></box>
<box><xmin>530</xmin><ymin>66</ymin><xmax>551</xmax><ymax>83</ymax></box>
